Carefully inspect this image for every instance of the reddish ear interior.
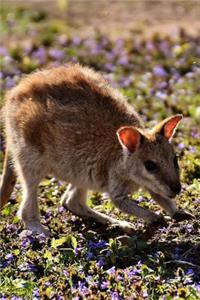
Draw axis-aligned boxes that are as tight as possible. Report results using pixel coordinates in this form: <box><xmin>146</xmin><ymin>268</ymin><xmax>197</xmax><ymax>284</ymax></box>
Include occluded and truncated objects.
<box><xmin>117</xmin><ymin>127</ymin><xmax>141</xmax><ymax>153</ymax></box>
<box><xmin>163</xmin><ymin>115</ymin><xmax>182</xmax><ymax>140</ymax></box>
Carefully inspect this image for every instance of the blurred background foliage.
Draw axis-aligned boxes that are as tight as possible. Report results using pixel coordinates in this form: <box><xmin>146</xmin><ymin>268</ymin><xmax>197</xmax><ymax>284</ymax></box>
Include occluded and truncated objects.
<box><xmin>0</xmin><ymin>1</ymin><xmax>200</xmax><ymax>299</ymax></box>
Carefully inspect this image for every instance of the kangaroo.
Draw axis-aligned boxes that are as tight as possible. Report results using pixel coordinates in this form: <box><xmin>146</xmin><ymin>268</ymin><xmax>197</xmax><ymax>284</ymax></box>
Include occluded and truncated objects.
<box><xmin>0</xmin><ymin>64</ymin><xmax>194</xmax><ymax>235</ymax></box>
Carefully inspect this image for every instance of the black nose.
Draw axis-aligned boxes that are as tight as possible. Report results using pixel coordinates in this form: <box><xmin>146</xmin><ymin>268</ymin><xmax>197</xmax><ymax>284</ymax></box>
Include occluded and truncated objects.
<box><xmin>170</xmin><ymin>183</ymin><xmax>181</xmax><ymax>195</ymax></box>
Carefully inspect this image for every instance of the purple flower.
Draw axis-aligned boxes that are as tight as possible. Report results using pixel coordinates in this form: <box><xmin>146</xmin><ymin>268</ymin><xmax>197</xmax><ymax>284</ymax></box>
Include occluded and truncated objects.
<box><xmin>49</xmin><ymin>49</ymin><xmax>65</xmax><ymax>60</ymax></box>
<box><xmin>158</xmin><ymin>81</ymin><xmax>168</xmax><ymax>89</ymax></box>
<box><xmin>86</xmin><ymin>251</ymin><xmax>95</xmax><ymax>260</ymax></box>
<box><xmin>172</xmin><ymin>71</ymin><xmax>181</xmax><ymax>81</ymax></box>
<box><xmin>57</xmin><ymin>296</ymin><xmax>65</xmax><ymax>300</ymax></box>
<box><xmin>128</xmin><ymin>269</ymin><xmax>137</xmax><ymax>277</ymax></box>
<box><xmin>101</xmin><ymin>281</ymin><xmax>109</xmax><ymax>289</ymax></box>
<box><xmin>106</xmin><ymin>51</ymin><xmax>116</xmax><ymax>61</ymax></box>
<box><xmin>57</xmin><ymin>206</ymin><xmax>65</xmax><ymax>213</ymax></box>
<box><xmin>155</xmin><ymin>91</ymin><xmax>167</xmax><ymax>100</ymax></box>
<box><xmin>117</xmin><ymin>55</ymin><xmax>129</xmax><ymax>66</ymax></box>
<box><xmin>0</xmin><ymin>260</ymin><xmax>8</xmax><ymax>269</ymax></box>
<box><xmin>111</xmin><ymin>292</ymin><xmax>121</xmax><ymax>300</ymax></box>
<box><xmin>63</xmin><ymin>270</ymin><xmax>69</xmax><ymax>276</ymax></box>
<box><xmin>191</xmin><ymin>131</ymin><xmax>200</xmax><ymax>139</ymax></box>
<box><xmin>38</xmin><ymin>233</ymin><xmax>47</xmax><ymax>241</ymax></box>
<box><xmin>70</xmin><ymin>56</ymin><xmax>78</xmax><ymax>62</ymax></box>
<box><xmin>177</xmin><ymin>142</ymin><xmax>185</xmax><ymax>150</ymax></box>
<box><xmin>104</xmin><ymin>63</ymin><xmax>115</xmax><ymax>72</ymax></box>
<box><xmin>88</xmin><ymin>240</ymin><xmax>108</xmax><ymax>249</ymax></box>
<box><xmin>137</xmin><ymin>260</ymin><xmax>142</xmax><ymax>267</ymax></box>
<box><xmin>159</xmin><ymin>226</ymin><xmax>167</xmax><ymax>233</ymax></box>
<box><xmin>194</xmin><ymin>284</ymin><xmax>200</xmax><ymax>293</ymax></box>
<box><xmin>96</xmin><ymin>258</ymin><xmax>106</xmax><ymax>267</ymax></box>
<box><xmin>0</xmin><ymin>47</ymin><xmax>8</xmax><ymax>56</ymax></box>
<box><xmin>78</xmin><ymin>281</ymin><xmax>87</xmax><ymax>295</ymax></box>
<box><xmin>177</xmin><ymin>58</ymin><xmax>186</xmax><ymax>66</ymax></box>
<box><xmin>160</xmin><ymin>40</ymin><xmax>171</xmax><ymax>57</ymax></box>
<box><xmin>186</xmin><ymin>72</ymin><xmax>194</xmax><ymax>79</ymax></box>
<box><xmin>120</xmin><ymin>76</ymin><xmax>132</xmax><ymax>88</ymax></box>
<box><xmin>91</xmin><ymin>45</ymin><xmax>102</xmax><ymax>55</ymax></box>
<box><xmin>27</xmin><ymin>263</ymin><xmax>38</xmax><ymax>272</ymax></box>
<box><xmin>32</xmin><ymin>47</ymin><xmax>46</xmax><ymax>64</ymax></box>
<box><xmin>74</xmin><ymin>247</ymin><xmax>81</xmax><ymax>256</ymax></box>
<box><xmin>146</xmin><ymin>42</ymin><xmax>155</xmax><ymax>52</ymax></box>
<box><xmin>45</xmin><ymin>210</ymin><xmax>52</xmax><ymax>219</ymax></box>
<box><xmin>189</xmin><ymin>146</ymin><xmax>196</xmax><ymax>153</ymax></box>
<box><xmin>21</xmin><ymin>238</ymin><xmax>29</xmax><ymax>248</ymax></box>
<box><xmin>85</xmin><ymin>275</ymin><xmax>92</xmax><ymax>283</ymax></box>
<box><xmin>33</xmin><ymin>287</ymin><xmax>40</xmax><ymax>299</ymax></box>
<box><xmin>128</xmin><ymin>268</ymin><xmax>141</xmax><ymax>277</ymax></box>
<box><xmin>115</xmin><ymin>38</ymin><xmax>124</xmax><ymax>49</ymax></box>
<box><xmin>107</xmin><ymin>266</ymin><xmax>115</xmax><ymax>275</ymax></box>
<box><xmin>194</xmin><ymin>199</ymin><xmax>200</xmax><ymax>204</ymax></box>
<box><xmin>5</xmin><ymin>253</ymin><xmax>14</xmax><ymax>261</ymax></box>
<box><xmin>136</xmin><ymin>196</ymin><xmax>145</xmax><ymax>203</ymax></box>
<box><xmin>185</xmin><ymin>224</ymin><xmax>193</xmax><ymax>233</ymax></box>
<box><xmin>72</xmin><ymin>36</ymin><xmax>81</xmax><ymax>46</ymax></box>
<box><xmin>5</xmin><ymin>76</ymin><xmax>15</xmax><ymax>88</ymax></box>
<box><xmin>186</xmin><ymin>268</ymin><xmax>194</xmax><ymax>276</ymax></box>
<box><xmin>153</xmin><ymin>65</ymin><xmax>167</xmax><ymax>77</ymax></box>
<box><xmin>143</xmin><ymin>291</ymin><xmax>148</xmax><ymax>298</ymax></box>
<box><xmin>19</xmin><ymin>262</ymin><xmax>37</xmax><ymax>272</ymax></box>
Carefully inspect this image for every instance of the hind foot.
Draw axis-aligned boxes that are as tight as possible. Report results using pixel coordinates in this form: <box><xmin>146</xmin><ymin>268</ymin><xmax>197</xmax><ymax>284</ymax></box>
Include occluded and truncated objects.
<box><xmin>24</xmin><ymin>220</ymin><xmax>51</xmax><ymax>236</ymax></box>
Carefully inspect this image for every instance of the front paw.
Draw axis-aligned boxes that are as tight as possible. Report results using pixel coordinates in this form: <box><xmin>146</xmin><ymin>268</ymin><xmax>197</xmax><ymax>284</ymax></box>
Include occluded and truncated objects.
<box><xmin>148</xmin><ymin>215</ymin><xmax>168</xmax><ymax>229</ymax></box>
<box><xmin>173</xmin><ymin>210</ymin><xmax>195</xmax><ymax>222</ymax></box>
<box><xmin>109</xmin><ymin>220</ymin><xmax>135</xmax><ymax>235</ymax></box>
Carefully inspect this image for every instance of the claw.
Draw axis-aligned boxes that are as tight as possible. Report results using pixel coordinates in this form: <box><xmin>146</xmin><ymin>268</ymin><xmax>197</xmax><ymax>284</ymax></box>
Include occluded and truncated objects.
<box><xmin>173</xmin><ymin>210</ymin><xmax>195</xmax><ymax>222</ymax></box>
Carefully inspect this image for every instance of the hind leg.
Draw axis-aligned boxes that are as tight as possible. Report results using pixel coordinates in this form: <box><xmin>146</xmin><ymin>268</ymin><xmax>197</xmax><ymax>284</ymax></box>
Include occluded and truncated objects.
<box><xmin>18</xmin><ymin>176</ymin><xmax>50</xmax><ymax>235</ymax></box>
<box><xmin>61</xmin><ymin>184</ymin><xmax>135</xmax><ymax>234</ymax></box>
<box><xmin>0</xmin><ymin>150</ymin><xmax>16</xmax><ymax>210</ymax></box>
<box><xmin>15</xmin><ymin>151</ymin><xmax>50</xmax><ymax>235</ymax></box>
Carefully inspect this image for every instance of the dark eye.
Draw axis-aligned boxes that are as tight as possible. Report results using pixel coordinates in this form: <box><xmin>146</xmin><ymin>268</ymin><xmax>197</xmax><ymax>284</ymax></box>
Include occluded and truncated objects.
<box><xmin>173</xmin><ymin>156</ymin><xmax>179</xmax><ymax>168</ymax></box>
<box><xmin>144</xmin><ymin>160</ymin><xmax>157</xmax><ymax>172</ymax></box>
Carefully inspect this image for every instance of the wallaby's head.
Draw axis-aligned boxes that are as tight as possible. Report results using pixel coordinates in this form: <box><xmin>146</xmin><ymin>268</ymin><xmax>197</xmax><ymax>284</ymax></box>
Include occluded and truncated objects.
<box><xmin>117</xmin><ymin>115</ymin><xmax>183</xmax><ymax>199</ymax></box>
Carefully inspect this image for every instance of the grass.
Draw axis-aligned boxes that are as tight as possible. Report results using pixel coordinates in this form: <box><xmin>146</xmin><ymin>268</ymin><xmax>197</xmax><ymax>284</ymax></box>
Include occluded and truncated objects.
<box><xmin>0</xmin><ymin>6</ymin><xmax>200</xmax><ymax>300</ymax></box>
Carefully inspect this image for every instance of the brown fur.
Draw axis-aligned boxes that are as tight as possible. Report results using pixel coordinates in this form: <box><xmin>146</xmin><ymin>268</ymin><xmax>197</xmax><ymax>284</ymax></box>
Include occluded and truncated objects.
<box><xmin>0</xmin><ymin>64</ymin><xmax>192</xmax><ymax>235</ymax></box>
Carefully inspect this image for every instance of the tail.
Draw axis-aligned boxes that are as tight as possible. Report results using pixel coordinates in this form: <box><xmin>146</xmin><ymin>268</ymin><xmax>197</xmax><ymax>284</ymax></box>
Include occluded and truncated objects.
<box><xmin>0</xmin><ymin>149</ymin><xmax>16</xmax><ymax>210</ymax></box>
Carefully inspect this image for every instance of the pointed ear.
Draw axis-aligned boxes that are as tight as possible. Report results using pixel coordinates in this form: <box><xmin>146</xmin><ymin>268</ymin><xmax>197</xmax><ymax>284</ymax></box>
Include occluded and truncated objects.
<box><xmin>116</xmin><ymin>126</ymin><xmax>141</xmax><ymax>153</ymax></box>
<box><xmin>154</xmin><ymin>114</ymin><xmax>183</xmax><ymax>140</ymax></box>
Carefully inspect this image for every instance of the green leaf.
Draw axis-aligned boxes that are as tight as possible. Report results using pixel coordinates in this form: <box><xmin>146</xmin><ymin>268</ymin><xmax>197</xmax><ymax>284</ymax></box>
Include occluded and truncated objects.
<box><xmin>66</xmin><ymin>235</ymin><xmax>78</xmax><ymax>249</ymax></box>
<box><xmin>13</xmin><ymin>249</ymin><xmax>20</xmax><ymax>256</ymax></box>
<box><xmin>51</xmin><ymin>237</ymin><xmax>67</xmax><ymax>249</ymax></box>
<box><xmin>44</xmin><ymin>250</ymin><xmax>53</xmax><ymax>260</ymax></box>
<box><xmin>70</xmin><ymin>236</ymin><xmax>77</xmax><ymax>250</ymax></box>
<box><xmin>1</xmin><ymin>205</ymin><xmax>12</xmax><ymax>217</ymax></box>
